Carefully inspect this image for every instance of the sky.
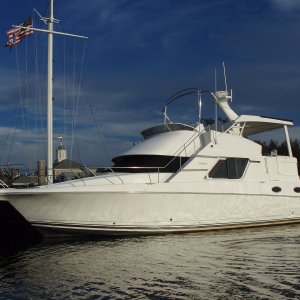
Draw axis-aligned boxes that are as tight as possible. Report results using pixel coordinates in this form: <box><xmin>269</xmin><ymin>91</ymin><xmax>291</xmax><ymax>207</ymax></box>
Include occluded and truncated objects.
<box><xmin>0</xmin><ymin>0</ymin><xmax>300</xmax><ymax>170</ymax></box>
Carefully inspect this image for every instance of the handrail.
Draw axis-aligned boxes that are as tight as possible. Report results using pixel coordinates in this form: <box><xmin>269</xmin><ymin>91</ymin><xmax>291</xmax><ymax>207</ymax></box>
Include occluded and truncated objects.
<box><xmin>80</xmin><ymin>164</ymin><xmax>96</xmax><ymax>177</ymax></box>
<box><xmin>0</xmin><ymin>179</ymin><xmax>9</xmax><ymax>188</ymax></box>
<box><xmin>108</xmin><ymin>167</ymin><xmax>123</xmax><ymax>184</ymax></box>
<box><xmin>170</xmin><ymin>130</ymin><xmax>201</xmax><ymax>158</ymax></box>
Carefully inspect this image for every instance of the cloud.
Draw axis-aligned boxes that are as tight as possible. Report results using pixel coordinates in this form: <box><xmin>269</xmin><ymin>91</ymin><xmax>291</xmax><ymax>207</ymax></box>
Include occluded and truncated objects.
<box><xmin>267</xmin><ymin>0</ymin><xmax>300</xmax><ymax>11</ymax></box>
<box><xmin>60</xmin><ymin>0</ymin><xmax>236</xmax><ymax>53</ymax></box>
<box><xmin>250</xmin><ymin>125</ymin><xmax>300</xmax><ymax>145</ymax></box>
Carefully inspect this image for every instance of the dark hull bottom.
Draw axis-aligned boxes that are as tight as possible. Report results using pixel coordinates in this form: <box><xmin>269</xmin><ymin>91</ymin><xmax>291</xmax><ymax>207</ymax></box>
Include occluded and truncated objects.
<box><xmin>0</xmin><ymin>201</ymin><xmax>42</xmax><ymax>246</ymax></box>
<box><xmin>32</xmin><ymin>218</ymin><xmax>300</xmax><ymax>238</ymax></box>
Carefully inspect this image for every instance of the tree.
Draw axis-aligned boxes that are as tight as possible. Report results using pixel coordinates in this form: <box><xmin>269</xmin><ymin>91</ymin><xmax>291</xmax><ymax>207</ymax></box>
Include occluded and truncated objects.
<box><xmin>201</xmin><ymin>118</ymin><xmax>215</xmax><ymax>127</ymax></box>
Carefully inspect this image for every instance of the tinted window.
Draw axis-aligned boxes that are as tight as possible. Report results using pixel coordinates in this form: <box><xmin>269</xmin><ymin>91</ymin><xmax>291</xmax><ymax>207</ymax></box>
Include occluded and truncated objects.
<box><xmin>111</xmin><ymin>155</ymin><xmax>189</xmax><ymax>173</ymax></box>
<box><xmin>208</xmin><ymin>160</ymin><xmax>227</xmax><ymax>178</ymax></box>
<box><xmin>209</xmin><ymin>158</ymin><xmax>248</xmax><ymax>179</ymax></box>
<box><xmin>227</xmin><ymin>158</ymin><xmax>248</xmax><ymax>179</ymax></box>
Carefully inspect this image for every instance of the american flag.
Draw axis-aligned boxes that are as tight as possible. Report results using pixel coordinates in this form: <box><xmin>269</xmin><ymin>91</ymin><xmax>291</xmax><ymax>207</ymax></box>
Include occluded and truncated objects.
<box><xmin>4</xmin><ymin>16</ymin><xmax>33</xmax><ymax>47</ymax></box>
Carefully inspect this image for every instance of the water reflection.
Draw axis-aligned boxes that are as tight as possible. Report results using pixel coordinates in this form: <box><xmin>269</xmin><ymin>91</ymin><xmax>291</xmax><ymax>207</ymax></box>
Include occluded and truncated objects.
<box><xmin>1</xmin><ymin>226</ymin><xmax>300</xmax><ymax>299</ymax></box>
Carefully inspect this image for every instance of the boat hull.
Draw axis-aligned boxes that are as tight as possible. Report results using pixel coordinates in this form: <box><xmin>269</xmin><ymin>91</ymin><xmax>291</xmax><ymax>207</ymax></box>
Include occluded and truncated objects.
<box><xmin>1</xmin><ymin>181</ymin><xmax>300</xmax><ymax>237</ymax></box>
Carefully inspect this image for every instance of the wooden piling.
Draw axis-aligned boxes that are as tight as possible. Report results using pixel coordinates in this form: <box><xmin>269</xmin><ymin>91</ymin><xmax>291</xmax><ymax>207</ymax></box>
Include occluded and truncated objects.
<box><xmin>38</xmin><ymin>160</ymin><xmax>46</xmax><ymax>186</ymax></box>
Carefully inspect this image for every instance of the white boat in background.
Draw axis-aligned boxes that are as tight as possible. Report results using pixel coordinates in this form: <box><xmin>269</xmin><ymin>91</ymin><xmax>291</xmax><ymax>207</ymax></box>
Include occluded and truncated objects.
<box><xmin>1</xmin><ymin>0</ymin><xmax>300</xmax><ymax>237</ymax></box>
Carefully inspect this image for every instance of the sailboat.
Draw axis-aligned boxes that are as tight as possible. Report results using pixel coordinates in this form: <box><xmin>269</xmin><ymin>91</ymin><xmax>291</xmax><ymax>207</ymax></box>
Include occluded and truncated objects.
<box><xmin>1</xmin><ymin>0</ymin><xmax>300</xmax><ymax>237</ymax></box>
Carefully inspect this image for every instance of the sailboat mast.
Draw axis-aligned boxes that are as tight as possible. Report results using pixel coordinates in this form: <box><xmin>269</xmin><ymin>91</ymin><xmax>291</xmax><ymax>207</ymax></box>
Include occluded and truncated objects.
<box><xmin>9</xmin><ymin>0</ymin><xmax>87</xmax><ymax>184</ymax></box>
<box><xmin>47</xmin><ymin>0</ymin><xmax>54</xmax><ymax>183</ymax></box>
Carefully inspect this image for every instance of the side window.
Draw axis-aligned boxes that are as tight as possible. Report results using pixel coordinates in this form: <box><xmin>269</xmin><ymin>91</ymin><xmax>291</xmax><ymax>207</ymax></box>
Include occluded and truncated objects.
<box><xmin>208</xmin><ymin>159</ymin><xmax>227</xmax><ymax>178</ymax></box>
<box><xmin>208</xmin><ymin>158</ymin><xmax>248</xmax><ymax>179</ymax></box>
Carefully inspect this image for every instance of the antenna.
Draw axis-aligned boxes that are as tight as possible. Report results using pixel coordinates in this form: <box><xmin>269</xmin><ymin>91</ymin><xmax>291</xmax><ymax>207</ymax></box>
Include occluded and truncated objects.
<box><xmin>214</xmin><ymin>68</ymin><xmax>218</xmax><ymax>132</ymax></box>
<box><xmin>214</xmin><ymin>68</ymin><xmax>217</xmax><ymax>92</ymax></box>
<box><xmin>223</xmin><ymin>61</ymin><xmax>228</xmax><ymax>92</ymax></box>
<box><xmin>198</xmin><ymin>90</ymin><xmax>202</xmax><ymax>126</ymax></box>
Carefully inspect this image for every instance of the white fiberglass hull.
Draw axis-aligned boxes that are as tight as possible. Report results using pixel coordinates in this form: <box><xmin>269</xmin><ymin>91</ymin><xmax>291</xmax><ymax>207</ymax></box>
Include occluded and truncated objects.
<box><xmin>1</xmin><ymin>180</ymin><xmax>300</xmax><ymax>237</ymax></box>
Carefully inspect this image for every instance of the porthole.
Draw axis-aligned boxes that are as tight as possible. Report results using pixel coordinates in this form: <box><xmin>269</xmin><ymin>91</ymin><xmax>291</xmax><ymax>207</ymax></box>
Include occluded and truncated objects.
<box><xmin>294</xmin><ymin>187</ymin><xmax>300</xmax><ymax>193</ymax></box>
<box><xmin>272</xmin><ymin>186</ymin><xmax>281</xmax><ymax>193</ymax></box>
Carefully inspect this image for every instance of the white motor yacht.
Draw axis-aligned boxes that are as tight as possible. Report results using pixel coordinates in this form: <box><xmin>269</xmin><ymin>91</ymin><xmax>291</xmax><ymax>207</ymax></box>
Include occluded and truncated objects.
<box><xmin>1</xmin><ymin>88</ymin><xmax>300</xmax><ymax>237</ymax></box>
<box><xmin>1</xmin><ymin>0</ymin><xmax>299</xmax><ymax>238</ymax></box>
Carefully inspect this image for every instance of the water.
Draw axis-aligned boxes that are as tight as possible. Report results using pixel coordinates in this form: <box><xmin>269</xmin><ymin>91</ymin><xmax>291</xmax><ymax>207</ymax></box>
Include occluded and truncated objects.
<box><xmin>1</xmin><ymin>225</ymin><xmax>300</xmax><ymax>299</ymax></box>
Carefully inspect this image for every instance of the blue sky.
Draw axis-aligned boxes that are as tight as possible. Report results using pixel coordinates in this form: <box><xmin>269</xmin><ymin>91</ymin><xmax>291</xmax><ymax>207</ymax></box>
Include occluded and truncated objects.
<box><xmin>0</xmin><ymin>0</ymin><xmax>300</xmax><ymax>169</ymax></box>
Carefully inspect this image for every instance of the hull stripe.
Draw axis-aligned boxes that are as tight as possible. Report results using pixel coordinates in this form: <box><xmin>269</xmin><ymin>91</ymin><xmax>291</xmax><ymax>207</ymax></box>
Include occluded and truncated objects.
<box><xmin>30</xmin><ymin>218</ymin><xmax>300</xmax><ymax>236</ymax></box>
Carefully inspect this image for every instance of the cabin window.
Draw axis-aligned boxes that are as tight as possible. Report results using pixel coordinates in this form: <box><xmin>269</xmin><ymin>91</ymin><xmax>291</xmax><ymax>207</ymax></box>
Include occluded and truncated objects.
<box><xmin>111</xmin><ymin>155</ymin><xmax>189</xmax><ymax>173</ymax></box>
<box><xmin>208</xmin><ymin>158</ymin><xmax>248</xmax><ymax>179</ymax></box>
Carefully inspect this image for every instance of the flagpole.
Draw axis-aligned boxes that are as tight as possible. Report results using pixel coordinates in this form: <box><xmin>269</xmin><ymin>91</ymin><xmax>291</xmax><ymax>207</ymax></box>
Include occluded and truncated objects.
<box><xmin>5</xmin><ymin>2</ymin><xmax>88</xmax><ymax>184</ymax></box>
<box><xmin>47</xmin><ymin>0</ymin><xmax>54</xmax><ymax>183</ymax></box>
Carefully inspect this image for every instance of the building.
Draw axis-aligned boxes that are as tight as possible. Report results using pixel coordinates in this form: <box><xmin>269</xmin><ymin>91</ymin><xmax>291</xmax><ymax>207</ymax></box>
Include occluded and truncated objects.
<box><xmin>53</xmin><ymin>137</ymin><xmax>86</xmax><ymax>182</ymax></box>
